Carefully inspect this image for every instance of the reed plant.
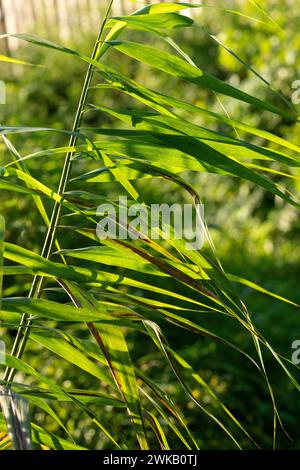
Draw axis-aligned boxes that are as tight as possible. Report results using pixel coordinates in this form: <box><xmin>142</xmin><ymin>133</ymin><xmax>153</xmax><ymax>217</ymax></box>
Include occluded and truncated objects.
<box><xmin>0</xmin><ymin>1</ymin><xmax>299</xmax><ymax>450</ymax></box>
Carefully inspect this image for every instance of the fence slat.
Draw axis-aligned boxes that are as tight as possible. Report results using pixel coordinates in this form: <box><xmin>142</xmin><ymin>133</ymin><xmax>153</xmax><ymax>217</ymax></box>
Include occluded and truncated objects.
<box><xmin>0</xmin><ymin>0</ymin><xmax>196</xmax><ymax>51</ymax></box>
<box><xmin>0</xmin><ymin>0</ymin><xmax>9</xmax><ymax>53</ymax></box>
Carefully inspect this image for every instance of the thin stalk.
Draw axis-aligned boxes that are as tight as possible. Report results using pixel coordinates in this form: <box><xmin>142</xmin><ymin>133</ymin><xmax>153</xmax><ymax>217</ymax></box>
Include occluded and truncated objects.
<box><xmin>3</xmin><ymin>0</ymin><xmax>115</xmax><ymax>385</ymax></box>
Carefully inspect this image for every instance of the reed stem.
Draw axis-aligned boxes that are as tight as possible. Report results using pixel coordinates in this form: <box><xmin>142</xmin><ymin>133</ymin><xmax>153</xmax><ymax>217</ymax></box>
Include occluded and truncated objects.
<box><xmin>3</xmin><ymin>0</ymin><xmax>115</xmax><ymax>385</ymax></box>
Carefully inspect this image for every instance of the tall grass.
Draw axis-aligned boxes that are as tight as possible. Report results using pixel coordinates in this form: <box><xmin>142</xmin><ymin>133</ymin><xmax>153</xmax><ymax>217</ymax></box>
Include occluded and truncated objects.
<box><xmin>0</xmin><ymin>1</ymin><xmax>299</xmax><ymax>450</ymax></box>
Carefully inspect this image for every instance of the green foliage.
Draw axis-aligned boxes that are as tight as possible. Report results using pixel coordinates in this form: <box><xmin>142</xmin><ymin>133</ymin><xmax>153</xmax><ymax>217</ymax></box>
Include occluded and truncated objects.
<box><xmin>0</xmin><ymin>1</ymin><xmax>299</xmax><ymax>450</ymax></box>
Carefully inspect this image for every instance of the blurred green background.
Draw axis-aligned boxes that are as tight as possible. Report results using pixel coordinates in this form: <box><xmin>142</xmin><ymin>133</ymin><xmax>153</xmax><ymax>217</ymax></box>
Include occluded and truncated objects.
<box><xmin>1</xmin><ymin>0</ymin><xmax>300</xmax><ymax>449</ymax></box>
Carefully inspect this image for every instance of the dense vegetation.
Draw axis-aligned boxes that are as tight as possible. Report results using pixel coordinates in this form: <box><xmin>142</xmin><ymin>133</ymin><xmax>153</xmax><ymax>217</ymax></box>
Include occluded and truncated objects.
<box><xmin>0</xmin><ymin>1</ymin><xmax>299</xmax><ymax>450</ymax></box>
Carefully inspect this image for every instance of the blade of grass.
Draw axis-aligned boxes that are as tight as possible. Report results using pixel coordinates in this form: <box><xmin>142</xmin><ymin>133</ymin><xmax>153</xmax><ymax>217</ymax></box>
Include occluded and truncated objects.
<box><xmin>2</xmin><ymin>0</ymin><xmax>116</xmax><ymax>385</ymax></box>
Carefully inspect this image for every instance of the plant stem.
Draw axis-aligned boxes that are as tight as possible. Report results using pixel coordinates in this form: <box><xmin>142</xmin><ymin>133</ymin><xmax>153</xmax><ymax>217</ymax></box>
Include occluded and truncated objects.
<box><xmin>3</xmin><ymin>0</ymin><xmax>115</xmax><ymax>385</ymax></box>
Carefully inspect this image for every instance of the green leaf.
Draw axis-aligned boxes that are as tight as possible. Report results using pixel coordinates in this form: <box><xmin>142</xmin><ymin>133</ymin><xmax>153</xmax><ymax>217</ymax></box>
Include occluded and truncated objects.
<box><xmin>0</xmin><ymin>215</ymin><xmax>4</xmax><ymax>310</ymax></box>
<box><xmin>0</xmin><ymin>179</ymin><xmax>38</xmax><ymax>196</ymax></box>
<box><xmin>101</xmin><ymin>151</ymin><xmax>139</xmax><ymax>200</ymax></box>
<box><xmin>88</xmin><ymin>108</ymin><xmax>299</xmax><ymax>206</ymax></box>
<box><xmin>57</xmin><ymin>246</ymin><xmax>169</xmax><ymax>277</ymax></box>
<box><xmin>0</xmin><ymin>296</ymin><xmax>134</xmax><ymax>325</ymax></box>
<box><xmin>58</xmin><ymin>280</ymin><xmax>149</xmax><ymax>450</ymax></box>
<box><xmin>132</xmin><ymin>3</ymin><xmax>198</xmax><ymax>15</ymax></box>
<box><xmin>95</xmin><ymin>62</ymin><xmax>300</xmax><ymax>154</ymax></box>
<box><xmin>0</xmin><ymin>415</ymin><xmax>86</xmax><ymax>450</ymax></box>
<box><xmin>30</xmin><ymin>330</ymin><xmax>115</xmax><ymax>385</ymax></box>
<box><xmin>107</xmin><ymin>40</ymin><xmax>297</xmax><ymax>121</ymax></box>
<box><xmin>0</xmin><ymin>54</ymin><xmax>40</xmax><ymax>66</ymax></box>
<box><xmin>1</xmin><ymin>355</ymin><xmax>122</xmax><ymax>448</ymax></box>
<box><xmin>108</xmin><ymin>12</ymin><xmax>193</xmax><ymax>32</ymax></box>
<box><xmin>228</xmin><ymin>273</ymin><xmax>300</xmax><ymax>308</ymax></box>
<box><xmin>0</xmin><ymin>387</ymin><xmax>32</xmax><ymax>450</ymax></box>
<box><xmin>0</xmin><ymin>33</ymin><xmax>77</xmax><ymax>57</ymax></box>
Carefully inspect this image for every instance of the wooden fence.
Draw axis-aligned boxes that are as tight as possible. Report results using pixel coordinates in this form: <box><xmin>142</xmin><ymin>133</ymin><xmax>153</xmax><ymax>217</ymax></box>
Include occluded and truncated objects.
<box><xmin>0</xmin><ymin>0</ymin><xmax>198</xmax><ymax>51</ymax></box>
